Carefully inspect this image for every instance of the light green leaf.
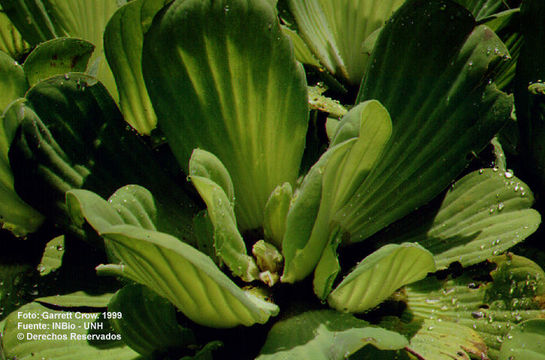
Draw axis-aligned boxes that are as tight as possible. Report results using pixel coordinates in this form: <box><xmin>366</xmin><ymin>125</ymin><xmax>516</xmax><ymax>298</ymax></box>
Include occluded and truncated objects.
<box><xmin>281</xmin><ymin>26</ymin><xmax>320</xmax><ymax>68</ymax></box>
<box><xmin>263</xmin><ymin>182</ymin><xmax>292</xmax><ymax>249</ymax></box>
<box><xmin>36</xmin><ymin>235</ymin><xmax>64</xmax><ymax>276</ymax></box>
<box><xmin>328</xmin><ymin>243</ymin><xmax>435</xmax><ymax>312</ymax></box>
<box><xmin>108</xmin><ymin>284</ymin><xmax>195</xmax><ymax>356</ymax></box>
<box><xmin>287</xmin><ymin>0</ymin><xmax>404</xmax><ymax>84</ymax></box>
<box><xmin>142</xmin><ymin>0</ymin><xmax>308</xmax><ymax>231</ymax></box>
<box><xmin>9</xmin><ymin>74</ymin><xmax>195</xmax><ymax>239</ymax></box>
<box><xmin>1</xmin><ymin>302</ymin><xmax>140</xmax><ymax>360</ymax></box>
<box><xmin>193</xmin><ymin>210</ymin><xmax>217</xmax><ymax>262</ymax></box>
<box><xmin>406</xmin><ymin>319</ymin><xmax>488</xmax><ymax>360</ymax></box>
<box><xmin>308</xmin><ymin>84</ymin><xmax>347</xmax><ymax>118</ymax></box>
<box><xmin>257</xmin><ymin>310</ymin><xmax>408</xmax><ymax>360</ymax></box>
<box><xmin>0</xmin><ymin>53</ymin><xmax>43</xmax><ymax>236</ymax></box>
<box><xmin>189</xmin><ymin>148</ymin><xmax>235</xmax><ymax>205</ymax></box>
<box><xmin>97</xmin><ymin>224</ymin><xmax>279</xmax><ymax>328</ymax></box>
<box><xmin>190</xmin><ymin>176</ymin><xmax>260</xmax><ymax>282</ymax></box>
<box><xmin>376</xmin><ymin>169</ymin><xmax>540</xmax><ymax>269</ymax></box>
<box><xmin>189</xmin><ymin>149</ymin><xmax>259</xmax><ymax>282</ymax></box>
<box><xmin>282</xmin><ymin>100</ymin><xmax>392</xmax><ymax>283</ymax></box>
<box><xmin>67</xmin><ymin>185</ymin><xmax>193</xmax><ymax>247</ymax></box>
<box><xmin>349</xmin><ymin>0</ymin><xmax>513</xmax><ymax>243</ymax></box>
<box><xmin>406</xmin><ymin>255</ymin><xmax>545</xmax><ymax>359</ymax></box>
<box><xmin>104</xmin><ymin>0</ymin><xmax>159</xmax><ymax>134</ymax></box>
<box><xmin>0</xmin><ymin>4</ymin><xmax>29</xmax><ymax>58</ymax></box>
<box><xmin>23</xmin><ymin>37</ymin><xmax>94</xmax><ymax>86</ymax></box>
<box><xmin>499</xmin><ymin>319</ymin><xmax>545</xmax><ymax>360</ymax></box>
<box><xmin>35</xmin><ymin>291</ymin><xmax>113</xmax><ymax>308</ymax></box>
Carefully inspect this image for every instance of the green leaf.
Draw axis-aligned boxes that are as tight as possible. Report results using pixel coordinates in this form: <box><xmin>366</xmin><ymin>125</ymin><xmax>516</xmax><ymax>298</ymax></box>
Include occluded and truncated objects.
<box><xmin>257</xmin><ymin>310</ymin><xmax>408</xmax><ymax>360</ymax></box>
<box><xmin>263</xmin><ymin>182</ymin><xmax>292</xmax><ymax>249</ymax></box>
<box><xmin>281</xmin><ymin>26</ymin><xmax>320</xmax><ymax>68</ymax></box>
<box><xmin>1</xmin><ymin>302</ymin><xmax>140</xmax><ymax>360</ymax></box>
<box><xmin>499</xmin><ymin>319</ymin><xmax>545</xmax><ymax>360</ymax></box>
<box><xmin>35</xmin><ymin>291</ymin><xmax>114</xmax><ymax>308</ymax></box>
<box><xmin>282</xmin><ymin>100</ymin><xmax>392</xmax><ymax>283</ymax></box>
<box><xmin>96</xmin><ymin>224</ymin><xmax>279</xmax><ymax>328</ymax></box>
<box><xmin>287</xmin><ymin>0</ymin><xmax>404</xmax><ymax>85</ymax></box>
<box><xmin>376</xmin><ymin>169</ymin><xmax>541</xmax><ymax>269</ymax></box>
<box><xmin>0</xmin><ymin>262</ymin><xmax>33</xmax><ymax>321</ymax></box>
<box><xmin>189</xmin><ymin>149</ymin><xmax>259</xmax><ymax>282</ymax></box>
<box><xmin>108</xmin><ymin>284</ymin><xmax>196</xmax><ymax>356</ymax></box>
<box><xmin>0</xmin><ymin>0</ymin><xmax>124</xmax><ymax>99</ymax></box>
<box><xmin>0</xmin><ymin>4</ymin><xmax>29</xmax><ymax>59</ymax></box>
<box><xmin>327</xmin><ymin>243</ymin><xmax>435</xmax><ymax>312</ymax></box>
<box><xmin>350</xmin><ymin>0</ymin><xmax>513</xmax><ymax>243</ymax></box>
<box><xmin>308</xmin><ymin>84</ymin><xmax>347</xmax><ymax>118</ymax></box>
<box><xmin>36</xmin><ymin>235</ymin><xmax>64</xmax><ymax>276</ymax></box>
<box><xmin>406</xmin><ymin>255</ymin><xmax>545</xmax><ymax>359</ymax></box>
<box><xmin>406</xmin><ymin>319</ymin><xmax>488</xmax><ymax>360</ymax></box>
<box><xmin>142</xmin><ymin>0</ymin><xmax>308</xmax><ymax>231</ymax></box>
<box><xmin>104</xmin><ymin>0</ymin><xmax>159</xmax><ymax>134</ymax></box>
<box><xmin>9</xmin><ymin>74</ymin><xmax>195</xmax><ymax>239</ymax></box>
<box><xmin>0</xmin><ymin>54</ymin><xmax>43</xmax><ymax>236</ymax></box>
<box><xmin>23</xmin><ymin>37</ymin><xmax>94</xmax><ymax>86</ymax></box>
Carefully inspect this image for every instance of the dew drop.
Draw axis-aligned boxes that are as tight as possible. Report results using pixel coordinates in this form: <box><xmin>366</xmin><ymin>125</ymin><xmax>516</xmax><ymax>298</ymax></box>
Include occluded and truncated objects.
<box><xmin>497</xmin><ymin>202</ymin><xmax>505</xmax><ymax>211</ymax></box>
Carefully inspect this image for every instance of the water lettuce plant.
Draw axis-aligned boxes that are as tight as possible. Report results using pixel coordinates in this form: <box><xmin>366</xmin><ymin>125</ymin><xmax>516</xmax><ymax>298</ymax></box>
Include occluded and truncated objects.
<box><xmin>0</xmin><ymin>0</ymin><xmax>545</xmax><ymax>359</ymax></box>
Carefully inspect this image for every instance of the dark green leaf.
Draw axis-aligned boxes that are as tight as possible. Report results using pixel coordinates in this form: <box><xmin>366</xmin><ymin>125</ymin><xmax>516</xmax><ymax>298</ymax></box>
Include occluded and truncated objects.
<box><xmin>36</xmin><ymin>235</ymin><xmax>64</xmax><ymax>276</ymax></box>
<box><xmin>108</xmin><ymin>284</ymin><xmax>195</xmax><ymax>356</ymax></box>
<box><xmin>351</xmin><ymin>0</ymin><xmax>513</xmax><ymax>242</ymax></box>
<box><xmin>0</xmin><ymin>4</ymin><xmax>29</xmax><ymax>58</ymax></box>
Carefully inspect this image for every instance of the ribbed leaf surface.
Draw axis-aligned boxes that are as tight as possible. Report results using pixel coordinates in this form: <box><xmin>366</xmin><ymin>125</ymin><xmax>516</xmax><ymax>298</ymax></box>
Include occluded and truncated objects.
<box><xmin>454</xmin><ymin>0</ymin><xmax>508</xmax><ymax>20</ymax></box>
<box><xmin>377</xmin><ymin>169</ymin><xmax>540</xmax><ymax>269</ymax></box>
<box><xmin>104</xmin><ymin>0</ymin><xmax>159</xmax><ymax>134</ymax></box>
<box><xmin>406</xmin><ymin>255</ymin><xmax>545</xmax><ymax>359</ymax></box>
<box><xmin>67</xmin><ymin>188</ymin><xmax>278</xmax><ymax>328</ymax></box>
<box><xmin>287</xmin><ymin>0</ymin><xmax>403</xmax><ymax>84</ymax></box>
<box><xmin>499</xmin><ymin>320</ymin><xmax>545</xmax><ymax>360</ymax></box>
<box><xmin>348</xmin><ymin>0</ymin><xmax>513</xmax><ymax>242</ymax></box>
<box><xmin>0</xmin><ymin>4</ymin><xmax>28</xmax><ymax>58</ymax></box>
<box><xmin>0</xmin><ymin>54</ymin><xmax>43</xmax><ymax>236</ymax></box>
<box><xmin>36</xmin><ymin>291</ymin><xmax>113</xmax><ymax>308</ymax></box>
<box><xmin>98</xmin><ymin>225</ymin><xmax>280</xmax><ymax>328</ymax></box>
<box><xmin>257</xmin><ymin>310</ymin><xmax>407</xmax><ymax>359</ymax></box>
<box><xmin>8</xmin><ymin>74</ymin><xmax>195</xmax><ymax>239</ymax></box>
<box><xmin>142</xmin><ymin>0</ymin><xmax>308</xmax><ymax>231</ymax></box>
<box><xmin>328</xmin><ymin>243</ymin><xmax>435</xmax><ymax>312</ymax></box>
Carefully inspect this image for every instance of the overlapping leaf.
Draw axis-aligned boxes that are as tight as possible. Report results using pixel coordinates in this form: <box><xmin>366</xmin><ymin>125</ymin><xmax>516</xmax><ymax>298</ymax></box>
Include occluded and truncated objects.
<box><xmin>68</xmin><ymin>187</ymin><xmax>279</xmax><ymax>328</ymax></box>
<box><xmin>406</xmin><ymin>255</ymin><xmax>545</xmax><ymax>359</ymax></box>
<box><xmin>104</xmin><ymin>0</ymin><xmax>161</xmax><ymax>134</ymax></box>
<box><xmin>1</xmin><ymin>302</ymin><xmax>140</xmax><ymax>360</ymax></box>
<box><xmin>282</xmin><ymin>100</ymin><xmax>392</xmax><ymax>283</ymax></box>
<box><xmin>142</xmin><ymin>0</ymin><xmax>308</xmax><ymax>231</ymax></box>
<box><xmin>0</xmin><ymin>52</ymin><xmax>43</xmax><ymax>236</ymax></box>
<box><xmin>0</xmin><ymin>0</ymin><xmax>125</xmax><ymax>99</ymax></box>
<box><xmin>36</xmin><ymin>235</ymin><xmax>64</xmax><ymax>276</ymax></box>
<box><xmin>499</xmin><ymin>319</ymin><xmax>545</xmax><ymax>360</ymax></box>
<box><xmin>454</xmin><ymin>0</ymin><xmax>509</xmax><ymax>20</ymax></box>
<box><xmin>8</xmin><ymin>74</ymin><xmax>195</xmax><ymax>239</ymax></box>
<box><xmin>376</xmin><ymin>169</ymin><xmax>540</xmax><ymax>269</ymax></box>
<box><xmin>346</xmin><ymin>0</ymin><xmax>513</xmax><ymax>243</ymax></box>
<box><xmin>0</xmin><ymin>4</ymin><xmax>28</xmax><ymax>58</ymax></box>
<box><xmin>36</xmin><ymin>291</ymin><xmax>113</xmax><ymax>308</ymax></box>
<box><xmin>286</xmin><ymin>0</ymin><xmax>404</xmax><ymax>84</ymax></box>
<box><xmin>189</xmin><ymin>149</ymin><xmax>259</xmax><ymax>282</ymax></box>
<box><xmin>327</xmin><ymin>243</ymin><xmax>435</xmax><ymax>311</ymax></box>
<box><xmin>257</xmin><ymin>310</ymin><xmax>408</xmax><ymax>360</ymax></box>
<box><xmin>108</xmin><ymin>284</ymin><xmax>196</xmax><ymax>356</ymax></box>
<box><xmin>23</xmin><ymin>37</ymin><xmax>94</xmax><ymax>86</ymax></box>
